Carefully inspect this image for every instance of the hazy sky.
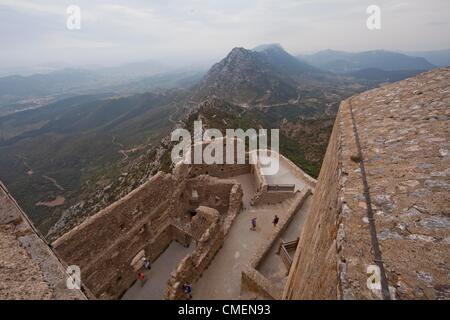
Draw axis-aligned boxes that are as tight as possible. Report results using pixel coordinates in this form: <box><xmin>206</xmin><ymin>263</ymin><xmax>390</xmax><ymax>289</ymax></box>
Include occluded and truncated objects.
<box><xmin>1</xmin><ymin>0</ymin><xmax>449</xmax><ymax>68</ymax></box>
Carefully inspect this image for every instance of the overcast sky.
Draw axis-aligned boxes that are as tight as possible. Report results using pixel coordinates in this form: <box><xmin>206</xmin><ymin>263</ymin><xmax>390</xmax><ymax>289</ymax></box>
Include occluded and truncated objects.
<box><xmin>1</xmin><ymin>0</ymin><xmax>449</xmax><ymax>69</ymax></box>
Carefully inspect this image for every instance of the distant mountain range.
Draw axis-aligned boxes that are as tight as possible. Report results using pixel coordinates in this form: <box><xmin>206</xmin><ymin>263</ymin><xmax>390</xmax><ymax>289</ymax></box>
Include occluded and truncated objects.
<box><xmin>298</xmin><ymin>49</ymin><xmax>436</xmax><ymax>73</ymax></box>
<box><xmin>346</xmin><ymin>68</ymin><xmax>424</xmax><ymax>82</ymax></box>
<box><xmin>1</xmin><ymin>46</ymin><xmax>444</xmax><ymax>113</ymax></box>
<box><xmin>0</xmin><ymin>65</ymin><xmax>204</xmax><ymax>114</ymax></box>
<box><xmin>1</xmin><ymin>43</ymin><xmax>446</xmax><ymax>236</ymax></box>
<box><xmin>194</xmin><ymin>44</ymin><xmax>353</xmax><ymax>107</ymax></box>
<box><xmin>403</xmin><ymin>49</ymin><xmax>450</xmax><ymax>67</ymax></box>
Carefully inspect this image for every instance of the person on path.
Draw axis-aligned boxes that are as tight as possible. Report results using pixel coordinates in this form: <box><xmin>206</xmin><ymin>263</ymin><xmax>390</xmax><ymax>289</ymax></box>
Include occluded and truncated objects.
<box><xmin>251</xmin><ymin>217</ymin><xmax>257</xmax><ymax>231</ymax></box>
<box><xmin>273</xmin><ymin>215</ymin><xmax>279</xmax><ymax>227</ymax></box>
<box><xmin>137</xmin><ymin>272</ymin><xmax>146</xmax><ymax>287</ymax></box>
<box><xmin>183</xmin><ymin>282</ymin><xmax>193</xmax><ymax>299</ymax></box>
<box><xmin>143</xmin><ymin>257</ymin><xmax>151</xmax><ymax>270</ymax></box>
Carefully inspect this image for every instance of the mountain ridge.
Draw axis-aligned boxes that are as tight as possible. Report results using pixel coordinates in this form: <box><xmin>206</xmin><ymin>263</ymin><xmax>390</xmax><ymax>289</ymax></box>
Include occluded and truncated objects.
<box><xmin>299</xmin><ymin>49</ymin><xmax>435</xmax><ymax>73</ymax></box>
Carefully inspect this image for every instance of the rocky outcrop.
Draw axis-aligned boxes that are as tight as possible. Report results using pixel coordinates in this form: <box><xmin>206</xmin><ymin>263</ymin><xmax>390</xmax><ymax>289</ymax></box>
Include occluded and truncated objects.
<box><xmin>194</xmin><ymin>47</ymin><xmax>300</xmax><ymax>105</ymax></box>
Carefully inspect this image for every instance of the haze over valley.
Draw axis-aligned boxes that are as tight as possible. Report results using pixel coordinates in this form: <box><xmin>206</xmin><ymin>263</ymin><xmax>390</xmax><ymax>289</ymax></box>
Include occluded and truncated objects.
<box><xmin>0</xmin><ymin>42</ymin><xmax>447</xmax><ymax>236</ymax></box>
<box><xmin>1</xmin><ymin>0</ymin><xmax>450</xmax><ymax>303</ymax></box>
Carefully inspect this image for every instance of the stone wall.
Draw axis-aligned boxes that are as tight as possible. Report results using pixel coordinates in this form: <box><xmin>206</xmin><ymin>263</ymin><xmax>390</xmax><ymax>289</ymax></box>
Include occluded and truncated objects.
<box><xmin>184</xmin><ymin>175</ymin><xmax>238</xmax><ymax>215</ymax></box>
<box><xmin>241</xmin><ymin>189</ymin><xmax>312</xmax><ymax>300</ymax></box>
<box><xmin>52</xmin><ymin>161</ymin><xmax>244</xmax><ymax>300</ymax></box>
<box><xmin>251</xmin><ymin>190</ymin><xmax>295</xmax><ymax>206</ymax></box>
<box><xmin>282</xmin><ymin>109</ymin><xmax>341</xmax><ymax>300</ymax></box>
<box><xmin>165</xmin><ymin>219</ymin><xmax>224</xmax><ymax>300</ymax></box>
<box><xmin>189</xmin><ymin>163</ymin><xmax>250</xmax><ymax>179</ymax></box>
<box><xmin>250</xmin><ymin>152</ymin><xmax>316</xmax><ymax>206</ymax></box>
<box><xmin>241</xmin><ymin>269</ymin><xmax>278</xmax><ymax>300</ymax></box>
<box><xmin>165</xmin><ymin>183</ymin><xmax>243</xmax><ymax>300</ymax></box>
<box><xmin>52</xmin><ymin>172</ymin><xmax>178</xmax><ymax>299</ymax></box>
<box><xmin>0</xmin><ymin>181</ymin><xmax>85</xmax><ymax>300</ymax></box>
<box><xmin>279</xmin><ymin>155</ymin><xmax>317</xmax><ymax>190</ymax></box>
<box><xmin>283</xmin><ymin>68</ymin><xmax>450</xmax><ymax>300</ymax></box>
<box><xmin>251</xmin><ymin>161</ymin><xmax>267</xmax><ymax>192</ymax></box>
<box><xmin>191</xmin><ymin>206</ymin><xmax>220</xmax><ymax>241</ymax></box>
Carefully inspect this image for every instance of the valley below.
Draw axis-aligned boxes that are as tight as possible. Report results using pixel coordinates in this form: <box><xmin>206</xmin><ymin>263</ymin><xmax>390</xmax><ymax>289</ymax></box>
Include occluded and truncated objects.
<box><xmin>0</xmin><ymin>44</ymin><xmax>438</xmax><ymax>239</ymax></box>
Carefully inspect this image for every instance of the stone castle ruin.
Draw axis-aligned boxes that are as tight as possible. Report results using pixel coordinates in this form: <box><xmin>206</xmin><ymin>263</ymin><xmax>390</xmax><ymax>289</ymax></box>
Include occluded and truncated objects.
<box><xmin>0</xmin><ymin>68</ymin><xmax>449</xmax><ymax>300</ymax></box>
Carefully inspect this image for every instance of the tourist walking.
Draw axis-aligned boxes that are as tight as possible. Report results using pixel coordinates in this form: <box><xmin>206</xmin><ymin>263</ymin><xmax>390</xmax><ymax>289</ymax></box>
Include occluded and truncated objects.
<box><xmin>183</xmin><ymin>282</ymin><xmax>193</xmax><ymax>299</ymax></box>
<box><xmin>273</xmin><ymin>215</ymin><xmax>279</xmax><ymax>227</ymax></box>
<box><xmin>137</xmin><ymin>272</ymin><xmax>146</xmax><ymax>287</ymax></box>
<box><xmin>251</xmin><ymin>217</ymin><xmax>257</xmax><ymax>231</ymax></box>
<box><xmin>143</xmin><ymin>257</ymin><xmax>151</xmax><ymax>270</ymax></box>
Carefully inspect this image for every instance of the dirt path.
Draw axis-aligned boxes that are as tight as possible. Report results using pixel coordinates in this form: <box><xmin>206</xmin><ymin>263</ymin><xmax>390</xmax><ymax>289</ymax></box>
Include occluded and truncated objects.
<box><xmin>42</xmin><ymin>175</ymin><xmax>64</xmax><ymax>191</ymax></box>
<box><xmin>19</xmin><ymin>157</ymin><xmax>34</xmax><ymax>176</ymax></box>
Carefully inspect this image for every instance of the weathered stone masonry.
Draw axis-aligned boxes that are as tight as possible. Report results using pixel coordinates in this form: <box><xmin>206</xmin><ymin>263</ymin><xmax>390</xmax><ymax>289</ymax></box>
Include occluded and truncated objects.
<box><xmin>0</xmin><ymin>181</ymin><xmax>85</xmax><ymax>300</ymax></box>
<box><xmin>52</xmin><ymin>162</ymin><xmax>245</xmax><ymax>299</ymax></box>
<box><xmin>2</xmin><ymin>68</ymin><xmax>448</xmax><ymax>300</ymax></box>
<box><xmin>284</xmin><ymin>68</ymin><xmax>450</xmax><ymax>300</ymax></box>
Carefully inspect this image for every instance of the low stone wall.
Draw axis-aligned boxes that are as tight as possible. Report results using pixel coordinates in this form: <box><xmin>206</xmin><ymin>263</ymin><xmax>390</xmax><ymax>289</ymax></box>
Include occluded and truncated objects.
<box><xmin>251</xmin><ymin>189</ymin><xmax>295</xmax><ymax>206</ymax></box>
<box><xmin>170</xmin><ymin>224</ymin><xmax>192</xmax><ymax>248</ymax></box>
<box><xmin>241</xmin><ymin>269</ymin><xmax>278</xmax><ymax>300</ymax></box>
<box><xmin>164</xmin><ymin>183</ymin><xmax>243</xmax><ymax>300</ymax></box>
<box><xmin>164</xmin><ymin>215</ymin><xmax>223</xmax><ymax>300</ymax></box>
<box><xmin>241</xmin><ymin>189</ymin><xmax>311</xmax><ymax>300</ymax></box>
<box><xmin>185</xmin><ymin>175</ymin><xmax>238</xmax><ymax>215</ymax></box>
<box><xmin>189</xmin><ymin>163</ymin><xmax>251</xmax><ymax>179</ymax></box>
<box><xmin>251</xmin><ymin>161</ymin><xmax>267</xmax><ymax>192</ymax></box>
<box><xmin>191</xmin><ymin>206</ymin><xmax>220</xmax><ymax>241</ymax></box>
<box><xmin>279</xmin><ymin>155</ymin><xmax>317</xmax><ymax>189</ymax></box>
<box><xmin>267</xmin><ymin>184</ymin><xmax>295</xmax><ymax>191</ymax></box>
<box><xmin>52</xmin><ymin>172</ymin><xmax>179</xmax><ymax>299</ymax></box>
<box><xmin>252</xmin><ymin>189</ymin><xmax>311</xmax><ymax>270</ymax></box>
<box><xmin>52</xmin><ymin>159</ymin><xmax>245</xmax><ymax>300</ymax></box>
